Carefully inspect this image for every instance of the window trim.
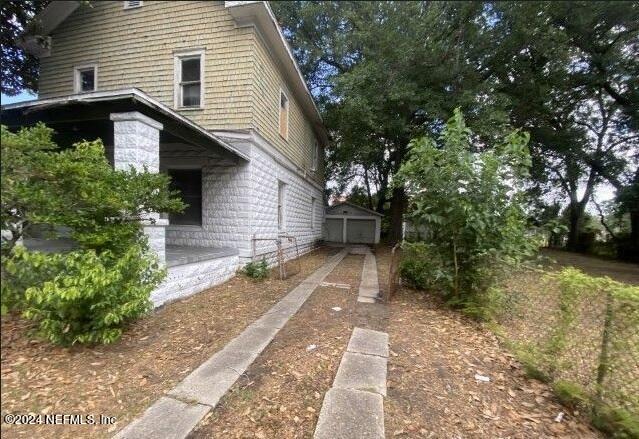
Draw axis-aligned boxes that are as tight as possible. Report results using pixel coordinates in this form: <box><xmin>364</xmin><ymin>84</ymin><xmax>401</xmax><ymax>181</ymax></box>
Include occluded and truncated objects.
<box><xmin>311</xmin><ymin>196</ymin><xmax>316</xmax><ymax>230</ymax></box>
<box><xmin>277</xmin><ymin>180</ymin><xmax>287</xmax><ymax>231</ymax></box>
<box><xmin>174</xmin><ymin>49</ymin><xmax>205</xmax><ymax>109</ymax></box>
<box><xmin>278</xmin><ymin>89</ymin><xmax>289</xmax><ymax>141</ymax></box>
<box><xmin>73</xmin><ymin>64</ymin><xmax>98</xmax><ymax>93</ymax></box>
<box><xmin>311</xmin><ymin>140</ymin><xmax>319</xmax><ymax>171</ymax></box>
<box><xmin>123</xmin><ymin>0</ymin><xmax>143</xmax><ymax>9</ymax></box>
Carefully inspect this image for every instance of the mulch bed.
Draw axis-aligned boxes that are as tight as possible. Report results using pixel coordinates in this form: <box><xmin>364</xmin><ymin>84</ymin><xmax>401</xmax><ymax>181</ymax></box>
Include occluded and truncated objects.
<box><xmin>190</xmin><ymin>253</ymin><xmax>365</xmax><ymax>439</ymax></box>
<box><xmin>0</xmin><ymin>247</ymin><xmax>336</xmax><ymax>439</ymax></box>
<box><xmin>385</xmin><ymin>287</ymin><xmax>602</xmax><ymax>438</ymax></box>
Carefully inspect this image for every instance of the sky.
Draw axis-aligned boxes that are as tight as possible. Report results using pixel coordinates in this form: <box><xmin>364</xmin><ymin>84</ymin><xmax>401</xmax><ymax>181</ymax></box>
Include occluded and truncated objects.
<box><xmin>1</xmin><ymin>91</ymin><xmax>37</xmax><ymax>105</ymax></box>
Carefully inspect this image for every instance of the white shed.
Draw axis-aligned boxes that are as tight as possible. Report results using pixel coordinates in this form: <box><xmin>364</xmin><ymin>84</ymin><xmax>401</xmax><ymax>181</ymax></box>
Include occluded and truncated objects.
<box><xmin>324</xmin><ymin>202</ymin><xmax>383</xmax><ymax>244</ymax></box>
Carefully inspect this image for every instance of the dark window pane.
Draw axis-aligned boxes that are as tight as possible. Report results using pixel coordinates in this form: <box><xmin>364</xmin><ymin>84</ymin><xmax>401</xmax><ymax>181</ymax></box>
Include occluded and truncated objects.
<box><xmin>79</xmin><ymin>69</ymin><xmax>95</xmax><ymax>91</ymax></box>
<box><xmin>182</xmin><ymin>83</ymin><xmax>201</xmax><ymax>107</ymax></box>
<box><xmin>168</xmin><ymin>169</ymin><xmax>202</xmax><ymax>225</ymax></box>
<box><xmin>181</xmin><ymin>57</ymin><xmax>200</xmax><ymax>82</ymax></box>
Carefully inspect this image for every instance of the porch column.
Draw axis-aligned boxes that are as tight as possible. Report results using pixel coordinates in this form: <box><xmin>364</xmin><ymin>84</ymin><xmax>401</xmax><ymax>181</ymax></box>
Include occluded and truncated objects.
<box><xmin>110</xmin><ymin>111</ymin><xmax>167</xmax><ymax>264</ymax></box>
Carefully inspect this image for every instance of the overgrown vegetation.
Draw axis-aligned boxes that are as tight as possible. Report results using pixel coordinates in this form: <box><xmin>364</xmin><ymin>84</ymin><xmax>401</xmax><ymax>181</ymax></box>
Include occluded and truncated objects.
<box><xmin>242</xmin><ymin>259</ymin><xmax>270</xmax><ymax>280</ymax></box>
<box><xmin>1</xmin><ymin>124</ymin><xmax>184</xmax><ymax>344</ymax></box>
<box><xmin>397</xmin><ymin>110</ymin><xmax>536</xmax><ymax>319</ymax></box>
<box><xmin>497</xmin><ymin>267</ymin><xmax>639</xmax><ymax>438</ymax></box>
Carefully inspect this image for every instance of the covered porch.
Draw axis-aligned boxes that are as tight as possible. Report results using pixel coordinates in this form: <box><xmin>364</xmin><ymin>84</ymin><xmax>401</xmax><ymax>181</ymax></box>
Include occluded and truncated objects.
<box><xmin>1</xmin><ymin>88</ymin><xmax>247</xmax><ymax>272</ymax></box>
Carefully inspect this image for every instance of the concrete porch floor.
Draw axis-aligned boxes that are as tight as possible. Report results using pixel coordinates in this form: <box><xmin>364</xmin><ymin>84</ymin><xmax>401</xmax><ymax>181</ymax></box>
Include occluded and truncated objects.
<box><xmin>165</xmin><ymin>245</ymin><xmax>239</xmax><ymax>268</ymax></box>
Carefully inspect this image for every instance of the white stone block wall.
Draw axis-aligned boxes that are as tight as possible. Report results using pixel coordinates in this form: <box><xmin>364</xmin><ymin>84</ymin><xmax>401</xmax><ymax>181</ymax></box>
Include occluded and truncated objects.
<box><xmin>165</xmin><ymin>138</ymin><xmax>324</xmax><ymax>264</ymax></box>
<box><xmin>110</xmin><ymin>112</ymin><xmax>162</xmax><ymax>172</ymax></box>
<box><xmin>152</xmin><ymin>254</ymin><xmax>239</xmax><ymax>307</ymax></box>
<box><xmin>165</xmin><ymin>160</ymin><xmax>253</xmax><ymax>256</ymax></box>
<box><xmin>248</xmin><ymin>145</ymin><xmax>324</xmax><ymax>263</ymax></box>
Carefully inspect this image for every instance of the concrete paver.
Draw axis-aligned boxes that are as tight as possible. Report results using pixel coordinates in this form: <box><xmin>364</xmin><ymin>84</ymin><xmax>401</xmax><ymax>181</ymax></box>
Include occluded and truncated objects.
<box><xmin>333</xmin><ymin>352</ymin><xmax>387</xmax><ymax>396</ymax></box>
<box><xmin>346</xmin><ymin>327</ymin><xmax>388</xmax><ymax>358</ymax></box>
<box><xmin>313</xmin><ymin>388</ymin><xmax>384</xmax><ymax>439</ymax></box>
<box><xmin>114</xmin><ymin>397</ymin><xmax>210</xmax><ymax>439</ymax></box>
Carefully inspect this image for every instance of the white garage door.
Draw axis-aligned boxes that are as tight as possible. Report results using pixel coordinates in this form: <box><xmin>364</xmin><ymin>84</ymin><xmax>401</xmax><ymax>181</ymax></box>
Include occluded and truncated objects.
<box><xmin>325</xmin><ymin>218</ymin><xmax>344</xmax><ymax>242</ymax></box>
<box><xmin>346</xmin><ymin>219</ymin><xmax>376</xmax><ymax>244</ymax></box>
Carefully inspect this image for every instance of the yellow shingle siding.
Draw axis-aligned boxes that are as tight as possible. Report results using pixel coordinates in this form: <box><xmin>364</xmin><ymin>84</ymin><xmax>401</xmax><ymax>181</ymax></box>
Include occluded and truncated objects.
<box><xmin>250</xmin><ymin>30</ymin><xmax>323</xmax><ymax>182</ymax></box>
<box><xmin>38</xmin><ymin>1</ymin><xmax>323</xmax><ymax>180</ymax></box>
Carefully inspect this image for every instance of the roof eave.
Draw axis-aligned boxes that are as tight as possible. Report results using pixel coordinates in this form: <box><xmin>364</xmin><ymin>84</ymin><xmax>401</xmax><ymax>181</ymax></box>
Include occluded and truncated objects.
<box><xmin>1</xmin><ymin>88</ymin><xmax>250</xmax><ymax>162</ymax></box>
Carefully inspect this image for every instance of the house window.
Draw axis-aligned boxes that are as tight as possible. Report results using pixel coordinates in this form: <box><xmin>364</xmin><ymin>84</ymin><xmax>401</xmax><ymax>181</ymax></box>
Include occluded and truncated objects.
<box><xmin>74</xmin><ymin>65</ymin><xmax>97</xmax><ymax>93</ymax></box>
<box><xmin>123</xmin><ymin>0</ymin><xmax>143</xmax><ymax>9</ymax></box>
<box><xmin>279</xmin><ymin>91</ymin><xmax>289</xmax><ymax>140</ymax></box>
<box><xmin>311</xmin><ymin>140</ymin><xmax>319</xmax><ymax>171</ymax></box>
<box><xmin>175</xmin><ymin>51</ymin><xmax>204</xmax><ymax>108</ymax></box>
<box><xmin>311</xmin><ymin>197</ymin><xmax>316</xmax><ymax>229</ymax></box>
<box><xmin>168</xmin><ymin>169</ymin><xmax>202</xmax><ymax>226</ymax></box>
<box><xmin>278</xmin><ymin>181</ymin><xmax>286</xmax><ymax>231</ymax></box>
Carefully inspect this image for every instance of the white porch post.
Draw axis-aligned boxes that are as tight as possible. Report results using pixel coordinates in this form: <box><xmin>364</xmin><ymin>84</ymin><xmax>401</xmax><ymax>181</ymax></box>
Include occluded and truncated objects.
<box><xmin>110</xmin><ymin>111</ymin><xmax>167</xmax><ymax>264</ymax></box>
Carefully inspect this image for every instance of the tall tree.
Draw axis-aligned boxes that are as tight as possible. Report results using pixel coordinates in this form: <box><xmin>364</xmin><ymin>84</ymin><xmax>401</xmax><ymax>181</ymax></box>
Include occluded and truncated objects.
<box><xmin>273</xmin><ymin>1</ymin><xmax>510</xmax><ymax>242</ymax></box>
<box><xmin>272</xmin><ymin>1</ymin><xmax>637</xmax><ymax>247</ymax></box>
<box><xmin>1</xmin><ymin>0</ymin><xmax>50</xmax><ymax>96</ymax></box>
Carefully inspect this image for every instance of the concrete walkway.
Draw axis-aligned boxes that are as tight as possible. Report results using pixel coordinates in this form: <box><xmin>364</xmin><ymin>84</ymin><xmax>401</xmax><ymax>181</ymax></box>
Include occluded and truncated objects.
<box><xmin>314</xmin><ymin>327</ymin><xmax>389</xmax><ymax>439</ymax></box>
<box><xmin>114</xmin><ymin>248</ymin><xmax>350</xmax><ymax>439</ymax></box>
<box><xmin>358</xmin><ymin>249</ymin><xmax>380</xmax><ymax>303</ymax></box>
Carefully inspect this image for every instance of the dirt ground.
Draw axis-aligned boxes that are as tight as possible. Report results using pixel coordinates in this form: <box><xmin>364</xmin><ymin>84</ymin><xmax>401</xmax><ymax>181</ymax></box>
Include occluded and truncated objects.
<box><xmin>0</xmin><ymin>247</ymin><xmax>336</xmax><ymax>439</ymax></box>
<box><xmin>190</xmin><ymin>254</ymin><xmax>365</xmax><ymax>438</ymax></box>
<box><xmin>541</xmin><ymin>248</ymin><xmax>639</xmax><ymax>284</ymax></box>
<box><xmin>376</xmin><ymin>246</ymin><xmax>601</xmax><ymax>438</ymax></box>
<box><xmin>2</xmin><ymin>245</ymin><xmax>619</xmax><ymax>438</ymax></box>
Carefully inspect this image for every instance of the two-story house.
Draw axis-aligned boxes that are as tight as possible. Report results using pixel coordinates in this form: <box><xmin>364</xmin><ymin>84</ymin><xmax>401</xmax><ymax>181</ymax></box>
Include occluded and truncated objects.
<box><xmin>1</xmin><ymin>1</ymin><xmax>328</xmax><ymax>306</ymax></box>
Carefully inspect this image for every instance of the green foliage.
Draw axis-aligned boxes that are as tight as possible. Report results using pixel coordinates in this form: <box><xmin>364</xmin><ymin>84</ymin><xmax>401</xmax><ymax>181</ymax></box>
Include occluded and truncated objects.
<box><xmin>3</xmin><ymin>245</ymin><xmax>161</xmax><ymax>344</ymax></box>
<box><xmin>242</xmin><ymin>259</ymin><xmax>269</xmax><ymax>280</ymax></box>
<box><xmin>1</xmin><ymin>124</ymin><xmax>184</xmax><ymax>255</ymax></box>
<box><xmin>1</xmin><ymin>124</ymin><xmax>184</xmax><ymax>344</ymax></box>
<box><xmin>397</xmin><ymin>109</ymin><xmax>536</xmax><ymax>319</ymax></box>
<box><xmin>553</xmin><ymin>380</ymin><xmax>589</xmax><ymax>409</ymax></box>
<box><xmin>592</xmin><ymin>406</ymin><xmax>639</xmax><ymax>439</ymax></box>
<box><xmin>497</xmin><ymin>267</ymin><xmax>639</xmax><ymax>438</ymax></box>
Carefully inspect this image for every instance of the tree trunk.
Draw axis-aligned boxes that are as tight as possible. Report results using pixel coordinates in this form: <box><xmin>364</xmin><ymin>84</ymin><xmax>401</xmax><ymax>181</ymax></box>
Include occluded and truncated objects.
<box><xmin>566</xmin><ymin>203</ymin><xmax>583</xmax><ymax>252</ymax></box>
<box><xmin>362</xmin><ymin>167</ymin><xmax>374</xmax><ymax>211</ymax></box>
<box><xmin>388</xmin><ymin>185</ymin><xmax>407</xmax><ymax>243</ymax></box>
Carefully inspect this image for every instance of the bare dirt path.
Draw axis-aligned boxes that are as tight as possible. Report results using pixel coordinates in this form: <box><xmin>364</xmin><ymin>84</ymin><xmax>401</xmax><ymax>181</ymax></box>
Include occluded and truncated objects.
<box><xmin>0</xmin><ymin>247</ymin><xmax>337</xmax><ymax>439</ymax></box>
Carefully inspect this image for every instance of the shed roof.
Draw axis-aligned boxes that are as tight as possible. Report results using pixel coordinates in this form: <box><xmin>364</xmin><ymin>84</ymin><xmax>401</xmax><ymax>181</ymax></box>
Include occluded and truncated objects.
<box><xmin>326</xmin><ymin>202</ymin><xmax>384</xmax><ymax>217</ymax></box>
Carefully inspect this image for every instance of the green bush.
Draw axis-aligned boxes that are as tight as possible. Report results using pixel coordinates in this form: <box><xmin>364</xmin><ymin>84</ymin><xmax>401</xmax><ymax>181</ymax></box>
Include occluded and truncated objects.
<box><xmin>242</xmin><ymin>259</ymin><xmax>269</xmax><ymax>280</ymax></box>
<box><xmin>4</xmin><ymin>245</ymin><xmax>162</xmax><ymax>344</ymax></box>
<box><xmin>1</xmin><ymin>124</ymin><xmax>184</xmax><ymax>344</ymax></box>
<box><xmin>396</xmin><ymin>109</ymin><xmax>536</xmax><ymax>319</ymax></box>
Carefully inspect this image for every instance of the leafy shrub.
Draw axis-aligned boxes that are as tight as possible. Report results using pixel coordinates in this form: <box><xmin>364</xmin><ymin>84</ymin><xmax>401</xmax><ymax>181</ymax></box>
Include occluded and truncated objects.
<box><xmin>1</xmin><ymin>124</ymin><xmax>184</xmax><ymax>344</ymax></box>
<box><xmin>396</xmin><ymin>109</ymin><xmax>536</xmax><ymax>319</ymax></box>
<box><xmin>242</xmin><ymin>259</ymin><xmax>269</xmax><ymax>280</ymax></box>
<box><xmin>4</xmin><ymin>245</ymin><xmax>162</xmax><ymax>344</ymax></box>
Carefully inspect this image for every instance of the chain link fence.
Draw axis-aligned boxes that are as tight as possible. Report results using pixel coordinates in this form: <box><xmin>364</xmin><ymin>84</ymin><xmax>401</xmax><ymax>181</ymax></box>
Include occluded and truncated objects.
<box><xmin>497</xmin><ymin>267</ymin><xmax>639</xmax><ymax>435</ymax></box>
